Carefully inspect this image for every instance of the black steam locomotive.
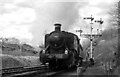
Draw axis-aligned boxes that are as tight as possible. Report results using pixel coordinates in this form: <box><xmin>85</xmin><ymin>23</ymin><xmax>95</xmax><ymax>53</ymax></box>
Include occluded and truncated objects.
<box><xmin>39</xmin><ymin>23</ymin><xmax>83</xmax><ymax>70</ymax></box>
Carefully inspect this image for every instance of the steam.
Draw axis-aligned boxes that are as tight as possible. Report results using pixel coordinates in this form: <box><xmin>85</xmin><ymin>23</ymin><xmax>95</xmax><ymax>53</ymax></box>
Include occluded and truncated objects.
<box><xmin>30</xmin><ymin>2</ymin><xmax>83</xmax><ymax>45</ymax></box>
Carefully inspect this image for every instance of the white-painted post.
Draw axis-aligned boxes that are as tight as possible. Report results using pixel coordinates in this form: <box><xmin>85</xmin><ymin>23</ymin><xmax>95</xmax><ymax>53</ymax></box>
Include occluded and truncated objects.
<box><xmin>90</xmin><ymin>21</ymin><xmax>93</xmax><ymax>59</ymax></box>
<box><xmin>84</xmin><ymin>15</ymin><xmax>94</xmax><ymax>59</ymax></box>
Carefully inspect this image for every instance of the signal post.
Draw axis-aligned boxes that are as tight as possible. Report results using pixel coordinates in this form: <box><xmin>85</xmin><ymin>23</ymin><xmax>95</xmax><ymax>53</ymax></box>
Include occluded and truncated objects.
<box><xmin>83</xmin><ymin>15</ymin><xmax>94</xmax><ymax>60</ymax></box>
<box><xmin>77</xmin><ymin>16</ymin><xmax>104</xmax><ymax>76</ymax></box>
<box><xmin>76</xmin><ymin>28</ymin><xmax>83</xmax><ymax>36</ymax></box>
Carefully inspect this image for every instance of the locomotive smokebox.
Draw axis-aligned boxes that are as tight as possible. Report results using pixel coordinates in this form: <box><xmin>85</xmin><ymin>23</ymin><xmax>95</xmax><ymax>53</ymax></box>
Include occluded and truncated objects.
<box><xmin>54</xmin><ymin>23</ymin><xmax>61</xmax><ymax>31</ymax></box>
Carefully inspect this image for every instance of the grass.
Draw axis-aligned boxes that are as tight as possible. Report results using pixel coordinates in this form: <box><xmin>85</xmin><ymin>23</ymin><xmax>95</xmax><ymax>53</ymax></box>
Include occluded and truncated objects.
<box><xmin>0</xmin><ymin>42</ymin><xmax>41</xmax><ymax>69</ymax></box>
<box><xmin>1</xmin><ymin>54</ymin><xmax>41</xmax><ymax>69</ymax></box>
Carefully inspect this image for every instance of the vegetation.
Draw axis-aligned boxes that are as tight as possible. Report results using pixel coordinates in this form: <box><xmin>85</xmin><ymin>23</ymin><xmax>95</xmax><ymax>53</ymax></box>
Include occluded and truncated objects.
<box><xmin>93</xmin><ymin>2</ymin><xmax>119</xmax><ymax>71</ymax></box>
<box><xmin>1</xmin><ymin>37</ymin><xmax>39</xmax><ymax>56</ymax></box>
<box><xmin>0</xmin><ymin>38</ymin><xmax>41</xmax><ymax>69</ymax></box>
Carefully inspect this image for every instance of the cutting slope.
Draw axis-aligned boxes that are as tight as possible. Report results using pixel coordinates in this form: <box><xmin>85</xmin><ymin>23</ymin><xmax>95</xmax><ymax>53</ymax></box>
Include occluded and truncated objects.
<box><xmin>1</xmin><ymin>54</ymin><xmax>41</xmax><ymax>69</ymax></box>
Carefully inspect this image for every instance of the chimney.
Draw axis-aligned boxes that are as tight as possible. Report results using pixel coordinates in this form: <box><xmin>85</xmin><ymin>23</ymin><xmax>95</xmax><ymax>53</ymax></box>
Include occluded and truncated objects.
<box><xmin>54</xmin><ymin>23</ymin><xmax>61</xmax><ymax>31</ymax></box>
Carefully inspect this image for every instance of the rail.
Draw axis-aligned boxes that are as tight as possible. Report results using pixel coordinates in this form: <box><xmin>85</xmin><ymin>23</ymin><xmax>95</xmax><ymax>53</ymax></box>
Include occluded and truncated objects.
<box><xmin>1</xmin><ymin>65</ymin><xmax>48</xmax><ymax>76</ymax></box>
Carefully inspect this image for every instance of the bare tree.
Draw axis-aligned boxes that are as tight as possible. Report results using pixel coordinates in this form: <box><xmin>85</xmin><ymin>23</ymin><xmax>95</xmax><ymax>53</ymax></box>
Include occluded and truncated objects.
<box><xmin>107</xmin><ymin>1</ymin><xmax>120</xmax><ymax>67</ymax></box>
<box><xmin>108</xmin><ymin>2</ymin><xmax>118</xmax><ymax>29</ymax></box>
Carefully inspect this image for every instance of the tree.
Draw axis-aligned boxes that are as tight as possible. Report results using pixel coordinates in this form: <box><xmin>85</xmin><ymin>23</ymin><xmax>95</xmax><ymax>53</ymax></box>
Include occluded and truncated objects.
<box><xmin>118</xmin><ymin>1</ymin><xmax>120</xmax><ymax>27</ymax></box>
<box><xmin>107</xmin><ymin>1</ymin><xmax>120</xmax><ymax>67</ymax></box>
<box><xmin>108</xmin><ymin>2</ymin><xmax>118</xmax><ymax>29</ymax></box>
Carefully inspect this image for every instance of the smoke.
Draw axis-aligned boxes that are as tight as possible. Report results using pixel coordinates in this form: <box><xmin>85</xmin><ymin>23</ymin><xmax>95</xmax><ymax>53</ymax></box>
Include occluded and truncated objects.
<box><xmin>30</xmin><ymin>2</ymin><xmax>86</xmax><ymax>45</ymax></box>
<box><xmin>49</xmin><ymin>2</ymin><xmax>80</xmax><ymax>30</ymax></box>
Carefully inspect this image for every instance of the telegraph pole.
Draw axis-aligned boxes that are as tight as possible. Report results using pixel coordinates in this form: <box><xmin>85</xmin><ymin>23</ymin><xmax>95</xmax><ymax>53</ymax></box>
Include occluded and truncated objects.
<box><xmin>83</xmin><ymin>15</ymin><xmax>94</xmax><ymax>60</ymax></box>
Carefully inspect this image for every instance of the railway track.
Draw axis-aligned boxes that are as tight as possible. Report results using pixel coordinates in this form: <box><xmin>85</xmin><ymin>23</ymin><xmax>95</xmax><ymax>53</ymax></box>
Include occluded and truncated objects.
<box><xmin>1</xmin><ymin>65</ymin><xmax>49</xmax><ymax>77</ymax></box>
<box><xmin>39</xmin><ymin>66</ymin><xmax>78</xmax><ymax>77</ymax></box>
<box><xmin>1</xmin><ymin>64</ymin><xmax>78</xmax><ymax>77</ymax></box>
<box><xmin>39</xmin><ymin>69</ymin><xmax>66</xmax><ymax>77</ymax></box>
<box><xmin>1</xmin><ymin>65</ymin><xmax>72</xmax><ymax>77</ymax></box>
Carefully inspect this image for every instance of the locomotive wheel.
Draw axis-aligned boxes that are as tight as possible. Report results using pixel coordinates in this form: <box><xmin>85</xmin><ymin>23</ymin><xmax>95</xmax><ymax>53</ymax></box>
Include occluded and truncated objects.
<box><xmin>56</xmin><ymin>59</ymin><xmax>68</xmax><ymax>70</ymax></box>
<box><xmin>49</xmin><ymin>59</ymin><xmax>57</xmax><ymax>70</ymax></box>
<box><xmin>49</xmin><ymin>59</ymin><xmax>67</xmax><ymax>70</ymax></box>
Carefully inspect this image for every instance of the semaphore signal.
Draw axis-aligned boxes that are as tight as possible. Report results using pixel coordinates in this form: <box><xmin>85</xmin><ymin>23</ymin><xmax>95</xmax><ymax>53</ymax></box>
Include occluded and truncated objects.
<box><xmin>95</xmin><ymin>18</ymin><xmax>104</xmax><ymax>34</ymax></box>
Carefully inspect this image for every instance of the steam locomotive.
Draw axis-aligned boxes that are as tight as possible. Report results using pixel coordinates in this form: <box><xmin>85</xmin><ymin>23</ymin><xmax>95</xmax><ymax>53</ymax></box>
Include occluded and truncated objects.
<box><xmin>39</xmin><ymin>23</ymin><xmax>83</xmax><ymax>70</ymax></box>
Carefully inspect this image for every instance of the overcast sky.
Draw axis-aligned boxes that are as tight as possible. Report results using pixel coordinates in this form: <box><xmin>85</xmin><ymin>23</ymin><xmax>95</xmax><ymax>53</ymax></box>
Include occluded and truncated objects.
<box><xmin>0</xmin><ymin>0</ymin><xmax>118</xmax><ymax>46</ymax></box>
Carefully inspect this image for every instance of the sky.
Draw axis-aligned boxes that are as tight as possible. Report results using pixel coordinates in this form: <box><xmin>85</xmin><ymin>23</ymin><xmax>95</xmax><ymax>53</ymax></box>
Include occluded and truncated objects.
<box><xmin>0</xmin><ymin>0</ymin><xmax>118</xmax><ymax>46</ymax></box>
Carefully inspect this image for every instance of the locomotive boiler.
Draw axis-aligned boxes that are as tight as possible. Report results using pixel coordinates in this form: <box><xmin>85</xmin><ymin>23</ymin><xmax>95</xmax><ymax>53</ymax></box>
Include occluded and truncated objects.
<box><xmin>39</xmin><ymin>23</ymin><xmax>83</xmax><ymax>70</ymax></box>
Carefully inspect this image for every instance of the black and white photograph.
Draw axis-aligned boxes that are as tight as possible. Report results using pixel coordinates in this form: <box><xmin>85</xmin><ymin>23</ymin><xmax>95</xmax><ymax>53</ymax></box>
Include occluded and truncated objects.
<box><xmin>0</xmin><ymin>0</ymin><xmax>119</xmax><ymax>77</ymax></box>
